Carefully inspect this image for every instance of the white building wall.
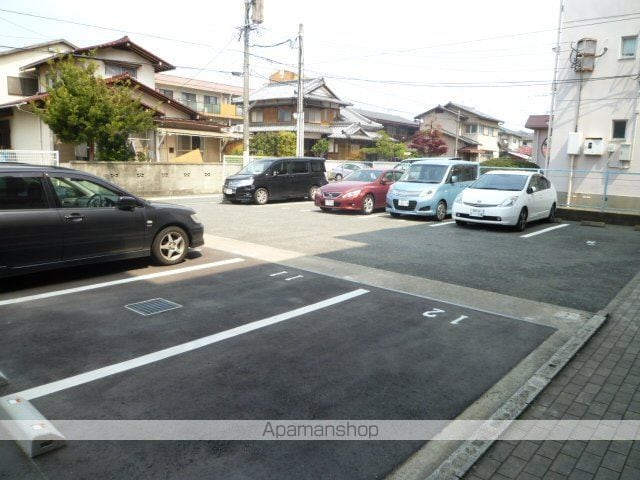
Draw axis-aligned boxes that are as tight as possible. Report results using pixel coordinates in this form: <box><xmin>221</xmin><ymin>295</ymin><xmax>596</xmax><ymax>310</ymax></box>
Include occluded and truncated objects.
<box><xmin>0</xmin><ymin>42</ymin><xmax>73</xmax><ymax>104</ymax></box>
<box><xmin>9</xmin><ymin>108</ymin><xmax>55</xmax><ymax>150</ymax></box>
<box><xmin>549</xmin><ymin>0</ymin><xmax>640</xmax><ymax>205</ymax></box>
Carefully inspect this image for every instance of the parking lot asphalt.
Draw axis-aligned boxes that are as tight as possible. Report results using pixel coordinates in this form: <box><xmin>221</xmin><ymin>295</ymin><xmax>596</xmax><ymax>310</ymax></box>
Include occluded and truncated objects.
<box><xmin>1</xmin><ymin>248</ymin><xmax>555</xmax><ymax>480</ymax></box>
<box><xmin>184</xmin><ymin>197</ymin><xmax>640</xmax><ymax>313</ymax></box>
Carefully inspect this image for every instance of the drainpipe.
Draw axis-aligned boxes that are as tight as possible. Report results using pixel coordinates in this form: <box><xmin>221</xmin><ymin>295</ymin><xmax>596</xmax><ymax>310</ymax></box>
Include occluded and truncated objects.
<box><xmin>567</xmin><ymin>72</ymin><xmax>584</xmax><ymax>206</ymax></box>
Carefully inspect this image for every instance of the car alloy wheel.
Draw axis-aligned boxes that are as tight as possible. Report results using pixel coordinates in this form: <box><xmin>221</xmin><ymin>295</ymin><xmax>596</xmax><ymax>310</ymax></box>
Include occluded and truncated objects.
<box><xmin>308</xmin><ymin>185</ymin><xmax>319</xmax><ymax>199</ymax></box>
<box><xmin>435</xmin><ymin>201</ymin><xmax>447</xmax><ymax>221</ymax></box>
<box><xmin>516</xmin><ymin>208</ymin><xmax>528</xmax><ymax>231</ymax></box>
<box><xmin>547</xmin><ymin>203</ymin><xmax>556</xmax><ymax>223</ymax></box>
<box><xmin>152</xmin><ymin>226</ymin><xmax>189</xmax><ymax>266</ymax></box>
<box><xmin>361</xmin><ymin>194</ymin><xmax>374</xmax><ymax>215</ymax></box>
<box><xmin>335</xmin><ymin>174</ymin><xmax>342</xmax><ymax>181</ymax></box>
<box><xmin>254</xmin><ymin>188</ymin><xmax>269</xmax><ymax>205</ymax></box>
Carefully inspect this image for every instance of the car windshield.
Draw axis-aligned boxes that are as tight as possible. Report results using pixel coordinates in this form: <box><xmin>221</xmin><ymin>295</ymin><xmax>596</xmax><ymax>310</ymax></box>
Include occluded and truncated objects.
<box><xmin>344</xmin><ymin>170</ymin><xmax>383</xmax><ymax>182</ymax></box>
<box><xmin>237</xmin><ymin>160</ymin><xmax>273</xmax><ymax>175</ymax></box>
<box><xmin>399</xmin><ymin>164</ymin><xmax>448</xmax><ymax>183</ymax></box>
<box><xmin>471</xmin><ymin>173</ymin><xmax>528</xmax><ymax>191</ymax></box>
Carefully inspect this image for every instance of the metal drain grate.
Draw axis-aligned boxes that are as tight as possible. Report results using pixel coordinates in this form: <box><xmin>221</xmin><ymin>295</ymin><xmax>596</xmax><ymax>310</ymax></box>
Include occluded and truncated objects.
<box><xmin>125</xmin><ymin>298</ymin><xmax>182</xmax><ymax>316</ymax></box>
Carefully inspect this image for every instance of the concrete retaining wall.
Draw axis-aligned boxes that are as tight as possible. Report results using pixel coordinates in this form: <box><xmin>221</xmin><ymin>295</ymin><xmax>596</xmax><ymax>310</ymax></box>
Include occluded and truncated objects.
<box><xmin>66</xmin><ymin>162</ymin><xmax>242</xmax><ymax>197</ymax></box>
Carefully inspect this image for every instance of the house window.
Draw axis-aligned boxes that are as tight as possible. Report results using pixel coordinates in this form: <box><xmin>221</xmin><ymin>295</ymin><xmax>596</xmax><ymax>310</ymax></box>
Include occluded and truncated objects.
<box><xmin>181</xmin><ymin>92</ymin><xmax>197</xmax><ymax>109</ymax></box>
<box><xmin>159</xmin><ymin>89</ymin><xmax>173</xmax><ymax>99</ymax></box>
<box><xmin>278</xmin><ymin>108</ymin><xmax>292</xmax><ymax>122</ymax></box>
<box><xmin>105</xmin><ymin>62</ymin><xmax>137</xmax><ymax>78</ymax></box>
<box><xmin>465</xmin><ymin>124</ymin><xmax>478</xmax><ymax>134</ymax></box>
<box><xmin>483</xmin><ymin>126</ymin><xmax>490</xmax><ymax>136</ymax></box>
<box><xmin>203</xmin><ymin>95</ymin><xmax>219</xmax><ymax>113</ymax></box>
<box><xmin>612</xmin><ymin>120</ymin><xmax>627</xmax><ymax>139</ymax></box>
<box><xmin>621</xmin><ymin>36</ymin><xmax>637</xmax><ymax>58</ymax></box>
<box><xmin>7</xmin><ymin>76</ymin><xmax>38</xmax><ymax>96</ymax></box>
<box><xmin>305</xmin><ymin>108</ymin><xmax>321</xmax><ymax>123</ymax></box>
<box><xmin>250</xmin><ymin>110</ymin><xmax>264</xmax><ymax>123</ymax></box>
<box><xmin>177</xmin><ymin>136</ymin><xmax>204</xmax><ymax>155</ymax></box>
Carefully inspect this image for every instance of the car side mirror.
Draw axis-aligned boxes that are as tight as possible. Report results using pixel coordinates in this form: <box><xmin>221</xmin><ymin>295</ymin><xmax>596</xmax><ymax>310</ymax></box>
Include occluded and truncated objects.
<box><xmin>118</xmin><ymin>196</ymin><xmax>138</xmax><ymax>210</ymax></box>
<box><xmin>451</xmin><ymin>175</ymin><xmax>458</xmax><ymax>184</ymax></box>
<box><xmin>527</xmin><ymin>186</ymin><xmax>536</xmax><ymax>194</ymax></box>
<box><xmin>380</xmin><ymin>178</ymin><xmax>388</xmax><ymax>185</ymax></box>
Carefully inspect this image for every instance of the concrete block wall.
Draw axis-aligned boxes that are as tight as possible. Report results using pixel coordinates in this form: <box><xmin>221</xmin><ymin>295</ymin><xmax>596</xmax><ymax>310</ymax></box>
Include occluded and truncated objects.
<box><xmin>66</xmin><ymin>162</ymin><xmax>242</xmax><ymax>197</ymax></box>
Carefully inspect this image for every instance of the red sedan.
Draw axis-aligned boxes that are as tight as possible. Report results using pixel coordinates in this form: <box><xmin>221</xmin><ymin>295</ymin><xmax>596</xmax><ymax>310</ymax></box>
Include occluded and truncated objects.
<box><xmin>314</xmin><ymin>168</ymin><xmax>402</xmax><ymax>214</ymax></box>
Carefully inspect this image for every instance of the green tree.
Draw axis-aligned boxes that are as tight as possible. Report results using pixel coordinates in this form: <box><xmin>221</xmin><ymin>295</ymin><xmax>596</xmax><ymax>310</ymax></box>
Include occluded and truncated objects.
<box><xmin>360</xmin><ymin>131</ymin><xmax>406</xmax><ymax>160</ymax></box>
<box><xmin>32</xmin><ymin>55</ymin><xmax>155</xmax><ymax>161</ymax></box>
<box><xmin>250</xmin><ymin>131</ymin><xmax>297</xmax><ymax>156</ymax></box>
<box><xmin>311</xmin><ymin>138</ymin><xmax>329</xmax><ymax>157</ymax></box>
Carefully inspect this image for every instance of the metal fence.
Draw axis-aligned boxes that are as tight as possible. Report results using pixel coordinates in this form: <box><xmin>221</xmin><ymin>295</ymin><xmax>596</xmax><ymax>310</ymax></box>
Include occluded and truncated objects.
<box><xmin>479</xmin><ymin>166</ymin><xmax>640</xmax><ymax>214</ymax></box>
<box><xmin>0</xmin><ymin>150</ymin><xmax>59</xmax><ymax>166</ymax></box>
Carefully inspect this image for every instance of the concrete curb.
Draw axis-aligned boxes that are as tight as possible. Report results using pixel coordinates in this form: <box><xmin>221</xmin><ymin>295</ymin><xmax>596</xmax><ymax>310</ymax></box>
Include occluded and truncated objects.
<box><xmin>0</xmin><ymin>395</ymin><xmax>66</xmax><ymax>458</ymax></box>
<box><xmin>426</xmin><ymin>310</ymin><xmax>609</xmax><ymax>480</ymax></box>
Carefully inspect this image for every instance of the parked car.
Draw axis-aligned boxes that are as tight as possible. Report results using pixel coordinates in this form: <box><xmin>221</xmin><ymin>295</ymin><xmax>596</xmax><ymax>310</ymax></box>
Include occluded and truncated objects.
<box><xmin>393</xmin><ymin>158</ymin><xmax>421</xmax><ymax>172</ymax></box>
<box><xmin>0</xmin><ymin>163</ymin><xmax>204</xmax><ymax>278</ymax></box>
<box><xmin>223</xmin><ymin>157</ymin><xmax>327</xmax><ymax>204</ymax></box>
<box><xmin>328</xmin><ymin>162</ymin><xmax>363</xmax><ymax>181</ymax></box>
<box><xmin>386</xmin><ymin>158</ymin><xmax>479</xmax><ymax>221</ymax></box>
<box><xmin>452</xmin><ymin>170</ymin><xmax>557</xmax><ymax>231</ymax></box>
<box><xmin>315</xmin><ymin>168</ymin><xmax>402</xmax><ymax>214</ymax></box>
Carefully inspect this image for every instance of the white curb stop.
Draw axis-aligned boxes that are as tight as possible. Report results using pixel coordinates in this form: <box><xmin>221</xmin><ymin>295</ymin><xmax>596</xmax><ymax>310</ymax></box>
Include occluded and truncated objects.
<box><xmin>0</xmin><ymin>395</ymin><xmax>66</xmax><ymax>457</ymax></box>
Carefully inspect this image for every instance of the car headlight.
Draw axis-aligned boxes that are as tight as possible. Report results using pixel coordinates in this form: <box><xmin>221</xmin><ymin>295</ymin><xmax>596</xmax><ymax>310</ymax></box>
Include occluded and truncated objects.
<box><xmin>190</xmin><ymin>213</ymin><xmax>201</xmax><ymax>224</ymax></box>
<box><xmin>419</xmin><ymin>189</ymin><xmax>435</xmax><ymax>199</ymax></box>
<box><xmin>500</xmin><ymin>195</ymin><xmax>520</xmax><ymax>207</ymax></box>
<box><xmin>342</xmin><ymin>189</ymin><xmax>362</xmax><ymax>199</ymax></box>
<box><xmin>234</xmin><ymin>178</ymin><xmax>254</xmax><ymax>187</ymax></box>
<box><xmin>454</xmin><ymin>193</ymin><xmax>463</xmax><ymax>205</ymax></box>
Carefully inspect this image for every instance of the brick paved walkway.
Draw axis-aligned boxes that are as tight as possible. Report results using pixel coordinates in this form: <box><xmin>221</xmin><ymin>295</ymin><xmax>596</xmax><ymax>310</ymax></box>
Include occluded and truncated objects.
<box><xmin>463</xmin><ymin>271</ymin><xmax>640</xmax><ymax>480</ymax></box>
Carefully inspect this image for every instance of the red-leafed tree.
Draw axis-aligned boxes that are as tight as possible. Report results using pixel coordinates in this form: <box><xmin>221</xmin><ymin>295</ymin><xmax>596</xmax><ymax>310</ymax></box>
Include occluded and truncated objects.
<box><xmin>409</xmin><ymin>129</ymin><xmax>448</xmax><ymax>156</ymax></box>
<box><xmin>517</xmin><ymin>145</ymin><xmax>533</xmax><ymax>157</ymax></box>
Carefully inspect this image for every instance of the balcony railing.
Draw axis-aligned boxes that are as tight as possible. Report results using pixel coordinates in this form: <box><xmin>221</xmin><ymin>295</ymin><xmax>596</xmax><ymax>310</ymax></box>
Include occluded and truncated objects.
<box><xmin>177</xmin><ymin>100</ymin><xmax>241</xmax><ymax>117</ymax></box>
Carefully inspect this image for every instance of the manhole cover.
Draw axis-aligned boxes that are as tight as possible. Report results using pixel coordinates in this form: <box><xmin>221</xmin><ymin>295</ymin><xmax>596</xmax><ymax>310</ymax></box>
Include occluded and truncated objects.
<box><xmin>125</xmin><ymin>298</ymin><xmax>182</xmax><ymax>316</ymax></box>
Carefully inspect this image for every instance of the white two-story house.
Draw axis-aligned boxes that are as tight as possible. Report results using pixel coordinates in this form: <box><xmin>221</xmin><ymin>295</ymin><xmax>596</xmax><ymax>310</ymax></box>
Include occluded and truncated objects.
<box><xmin>0</xmin><ymin>37</ymin><xmax>238</xmax><ymax>162</ymax></box>
<box><xmin>414</xmin><ymin>102</ymin><xmax>502</xmax><ymax>161</ymax></box>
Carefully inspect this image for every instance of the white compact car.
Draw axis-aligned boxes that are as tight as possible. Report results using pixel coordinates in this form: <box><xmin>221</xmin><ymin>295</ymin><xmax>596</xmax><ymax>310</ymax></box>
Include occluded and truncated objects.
<box><xmin>452</xmin><ymin>170</ymin><xmax>557</xmax><ymax>231</ymax></box>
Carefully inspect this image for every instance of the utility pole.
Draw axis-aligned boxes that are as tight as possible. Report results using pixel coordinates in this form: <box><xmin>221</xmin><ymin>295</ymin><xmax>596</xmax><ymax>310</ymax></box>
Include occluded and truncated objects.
<box><xmin>296</xmin><ymin>23</ymin><xmax>304</xmax><ymax>157</ymax></box>
<box><xmin>242</xmin><ymin>0</ymin><xmax>263</xmax><ymax>166</ymax></box>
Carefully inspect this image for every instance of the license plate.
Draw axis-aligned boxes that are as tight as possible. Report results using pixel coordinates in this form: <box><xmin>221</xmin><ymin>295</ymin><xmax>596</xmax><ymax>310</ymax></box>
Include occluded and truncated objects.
<box><xmin>325</xmin><ymin>199</ymin><xmax>335</xmax><ymax>206</ymax></box>
<box><xmin>224</xmin><ymin>188</ymin><xmax>234</xmax><ymax>195</ymax></box>
<box><xmin>470</xmin><ymin>208</ymin><xmax>484</xmax><ymax>217</ymax></box>
<box><xmin>398</xmin><ymin>199</ymin><xmax>409</xmax><ymax>207</ymax></box>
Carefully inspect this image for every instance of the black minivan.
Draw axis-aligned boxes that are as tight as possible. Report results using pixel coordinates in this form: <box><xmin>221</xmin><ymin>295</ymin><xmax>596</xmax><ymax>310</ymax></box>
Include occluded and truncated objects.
<box><xmin>223</xmin><ymin>157</ymin><xmax>327</xmax><ymax>204</ymax></box>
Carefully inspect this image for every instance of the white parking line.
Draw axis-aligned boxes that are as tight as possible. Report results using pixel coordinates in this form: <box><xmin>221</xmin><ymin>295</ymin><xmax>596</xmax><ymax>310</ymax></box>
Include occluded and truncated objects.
<box><xmin>7</xmin><ymin>288</ymin><xmax>369</xmax><ymax>401</ymax></box>
<box><xmin>0</xmin><ymin>259</ymin><xmax>245</xmax><ymax>307</ymax></box>
<box><xmin>269</xmin><ymin>271</ymin><xmax>288</xmax><ymax>277</ymax></box>
<box><xmin>520</xmin><ymin>223</ymin><xmax>570</xmax><ymax>238</ymax></box>
<box><xmin>357</xmin><ymin>213</ymin><xmax>387</xmax><ymax>219</ymax></box>
<box><xmin>285</xmin><ymin>275</ymin><xmax>304</xmax><ymax>281</ymax></box>
<box><xmin>430</xmin><ymin>221</ymin><xmax>455</xmax><ymax>227</ymax></box>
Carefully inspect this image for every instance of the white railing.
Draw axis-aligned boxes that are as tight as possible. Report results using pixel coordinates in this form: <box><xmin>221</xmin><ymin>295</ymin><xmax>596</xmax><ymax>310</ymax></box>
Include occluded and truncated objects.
<box><xmin>0</xmin><ymin>150</ymin><xmax>59</xmax><ymax>166</ymax></box>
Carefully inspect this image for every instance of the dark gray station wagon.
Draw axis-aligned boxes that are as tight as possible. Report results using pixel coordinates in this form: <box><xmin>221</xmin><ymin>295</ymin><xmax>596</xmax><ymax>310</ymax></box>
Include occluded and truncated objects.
<box><xmin>0</xmin><ymin>163</ymin><xmax>204</xmax><ymax>278</ymax></box>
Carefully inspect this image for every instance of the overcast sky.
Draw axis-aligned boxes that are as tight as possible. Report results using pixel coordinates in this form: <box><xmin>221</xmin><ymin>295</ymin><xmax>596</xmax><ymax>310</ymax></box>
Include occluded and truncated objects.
<box><xmin>0</xmin><ymin>0</ymin><xmax>563</xmax><ymax>130</ymax></box>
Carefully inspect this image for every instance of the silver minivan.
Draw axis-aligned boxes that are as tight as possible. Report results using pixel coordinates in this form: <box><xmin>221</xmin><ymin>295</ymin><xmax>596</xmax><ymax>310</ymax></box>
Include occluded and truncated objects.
<box><xmin>385</xmin><ymin>158</ymin><xmax>479</xmax><ymax>221</ymax></box>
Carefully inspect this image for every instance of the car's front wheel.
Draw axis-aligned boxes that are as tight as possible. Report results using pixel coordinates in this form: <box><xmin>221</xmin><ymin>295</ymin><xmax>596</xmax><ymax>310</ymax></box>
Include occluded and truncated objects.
<box><xmin>152</xmin><ymin>226</ymin><xmax>189</xmax><ymax>266</ymax></box>
<box><xmin>308</xmin><ymin>185</ymin><xmax>319</xmax><ymax>200</ymax></box>
<box><xmin>515</xmin><ymin>208</ymin><xmax>528</xmax><ymax>231</ymax></box>
<box><xmin>254</xmin><ymin>188</ymin><xmax>269</xmax><ymax>205</ymax></box>
<box><xmin>361</xmin><ymin>194</ymin><xmax>375</xmax><ymax>215</ymax></box>
<box><xmin>435</xmin><ymin>201</ymin><xmax>447</xmax><ymax>221</ymax></box>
